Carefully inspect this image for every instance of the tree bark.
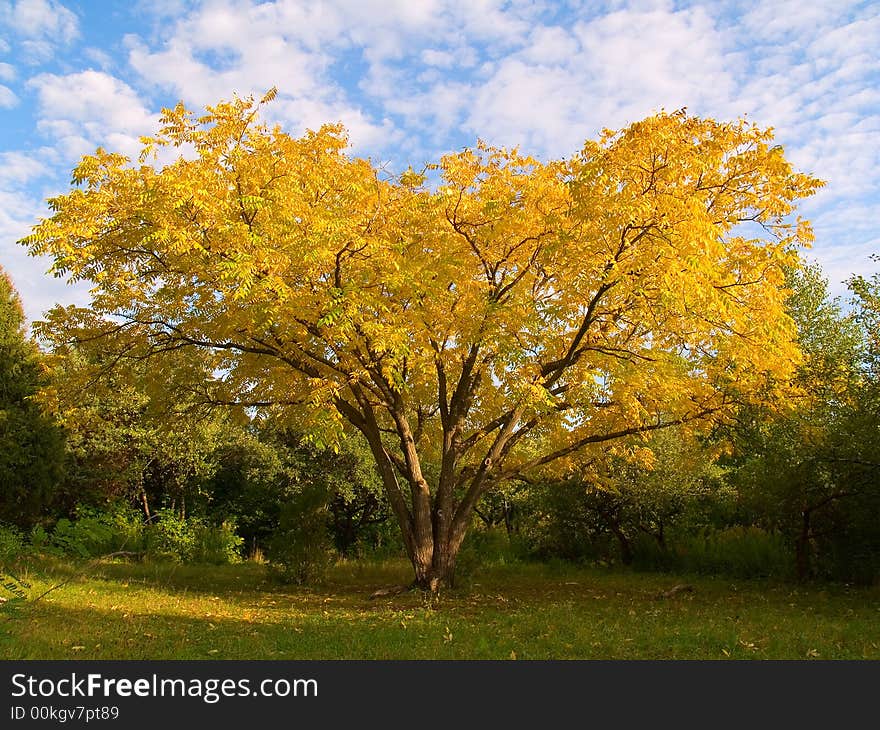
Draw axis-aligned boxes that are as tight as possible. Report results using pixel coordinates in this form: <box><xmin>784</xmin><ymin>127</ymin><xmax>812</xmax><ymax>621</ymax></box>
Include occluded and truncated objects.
<box><xmin>140</xmin><ymin>488</ymin><xmax>151</xmax><ymax>521</ymax></box>
<box><xmin>411</xmin><ymin>540</ymin><xmax>459</xmax><ymax>591</ymax></box>
<box><xmin>796</xmin><ymin>507</ymin><xmax>813</xmax><ymax>581</ymax></box>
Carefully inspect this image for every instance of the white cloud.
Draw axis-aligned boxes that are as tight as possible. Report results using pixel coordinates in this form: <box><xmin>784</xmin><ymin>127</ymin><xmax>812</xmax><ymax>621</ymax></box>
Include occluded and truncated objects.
<box><xmin>729</xmin><ymin>3</ymin><xmax>880</xmax><ymax>263</ymax></box>
<box><xmin>0</xmin><ymin>62</ymin><xmax>15</xmax><ymax>81</ymax></box>
<box><xmin>521</xmin><ymin>26</ymin><xmax>580</xmax><ymax>64</ymax></box>
<box><xmin>28</xmin><ymin>70</ymin><xmax>159</xmax><ymax>161</ymax></box>
<box><xmin>422</xmin><ymin>49</ymin><xmax>456</xmax><ymax>68</ymax></box>
<box><xmin>30</xmin><ymin>70</ymin><xmax>152</xmax><ymax>130</ymax></box>
<box><xmin>805</xmin><ymin>237</ymin><xmax>880</xmax><ymax>295</ymax></box>
<box><xmin>459</xmin><ymin>6</ymin><xmax>738</xmax><ymax>157</ymax></box>
<box><xmin>0</xmin><ymin>152</ymin><xmax>87</xmax><ymax>325</ymax></box>
<box><xmin>1</xmin><ymin>0</ymin><xmax>877</xmax><ymax>312</ymax></box>
<box><xmin>444</xmin><ymin>0</ymin><xmax>535</xmax><ymax>47</ymax></box>
<box><xmin>0</xmin><ymin>84</ymin><xmax>17</xmax><ymax>107</ymax></box>
<box><xmin>1</xmin><ymin>0</ymin><xmax>79</xmax><ymax>61</ymax></box>
<box><xmin>2</xmin><ymin>0</ymin><xmax>78</xmax><ymax>40</ymax></box>
<box><xmin>124</xmin><ymin>2</ymin><xmax>401</xmax><ymax>156</ymax></box>
<box><xmin>126</xmin><ymin>32</ymin><xmax>325</xmax><ymax>108</ymax></box>
<box><xmin>82</xmin><ymin>47</ymin><xmax>114</xmax><ymax>70</ymax></box>
<box><xmin>123</xmin><ymin>0</ymin><xmax>550</xmax><ymax>158</ymax></box>
<box><xmin>132</xmin><ymin>0</ymin><xmax>187</xmax><ymax>19</ymax></box>
<box><xmin>0</xmin><ymin>151</ymin><xmax>47</xmax><ymax>184</ymax></box>
<box><xmin>19</xmin><ymin>39</ymin><xmax>55</xmax><ymax>63</ymax></box>
<box><xmin>740</xmin><ymin>0</ymin><xmax>866</xmax><ymax>42</ymax></box>
<box><xmin>271</xmin><ymin>95</ymin><xmax>402</xmax><ymax>151</ymax></box>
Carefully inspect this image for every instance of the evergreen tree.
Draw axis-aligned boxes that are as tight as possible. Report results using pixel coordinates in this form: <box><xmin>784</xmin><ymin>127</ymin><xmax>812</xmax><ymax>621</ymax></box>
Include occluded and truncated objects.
<box><xmin>0</xmin><ymin>267</ymin><xmax>64</xmax><ymax>526</ymax></box>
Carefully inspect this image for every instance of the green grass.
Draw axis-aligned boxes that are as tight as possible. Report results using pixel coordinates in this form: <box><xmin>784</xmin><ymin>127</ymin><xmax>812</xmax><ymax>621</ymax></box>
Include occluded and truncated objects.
<box><xmin>1</xmin><ymin>557</ymin><xmax>878</xmax><ymax>659</ymax></box>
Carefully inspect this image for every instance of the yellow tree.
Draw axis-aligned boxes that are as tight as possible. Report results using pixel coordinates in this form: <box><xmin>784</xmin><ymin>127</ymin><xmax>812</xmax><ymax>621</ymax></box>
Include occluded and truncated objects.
<box><xmin>23</xmin><ymin>94</ymin><xmax>822</xmax><ymax>589</ymax></box>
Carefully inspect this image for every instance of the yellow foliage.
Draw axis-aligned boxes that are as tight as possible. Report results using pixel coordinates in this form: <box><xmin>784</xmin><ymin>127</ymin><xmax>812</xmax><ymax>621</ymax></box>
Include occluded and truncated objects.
<box><xmin>22</xmin><ymin>96</ymin><xmax>821</xmax><ymax>484</ymax></box>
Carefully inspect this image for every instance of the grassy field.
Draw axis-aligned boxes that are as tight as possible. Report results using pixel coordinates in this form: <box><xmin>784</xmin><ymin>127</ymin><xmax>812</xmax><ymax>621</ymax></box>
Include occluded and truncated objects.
<box><xmin>0</xmin><ymin>558</ymin><xmax>878</xmax><ymax>660</ymax></box>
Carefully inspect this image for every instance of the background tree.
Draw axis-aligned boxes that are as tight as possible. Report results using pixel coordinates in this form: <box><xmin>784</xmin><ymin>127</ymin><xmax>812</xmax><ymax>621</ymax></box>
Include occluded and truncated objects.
<box><xmin>729</xmin><ymin>264</ymin><xmax>877</xmax><ymax>580</ymax></box>
<box><xmin>43</xmin><ymin>344</ymin><xmax>228</xmax><ymax>520</ymax></box>
<box><xmin>829</xmin><ymin>264</ymin><xmax>880</xmax><ymax>581</ymax></box>
<box><xmin>208</xmin><ymin>425</ymin><xmax>390</xmax><ymax>559</ymax></box>
<box><xmin>23</xmin><ymin>96</ymin><xmax>822</xmax><ymax>589</ymax></box>
<box><xmin>525</xmin><ymin>429</ymin><xmax>729</xmax><ymax>565</ymax></box>
<box><xmin>0</xmin><ymin>266</ymin><xmax>65</xmax><ymax>527</ymax></box>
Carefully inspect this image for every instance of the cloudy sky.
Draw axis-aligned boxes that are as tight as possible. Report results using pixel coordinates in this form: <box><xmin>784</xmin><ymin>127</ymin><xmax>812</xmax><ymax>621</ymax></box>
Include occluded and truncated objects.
<box><xmin>1</xmin><ymin>0</ymin><xmax>878</xmax><ymax>321</ymax></box>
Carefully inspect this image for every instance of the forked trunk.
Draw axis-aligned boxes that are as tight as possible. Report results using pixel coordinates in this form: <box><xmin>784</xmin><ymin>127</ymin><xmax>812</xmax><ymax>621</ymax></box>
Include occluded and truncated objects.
<box><xmin>349</xmin><ymin>380</ymin><xmax>495</xmax><ymax>593</ymax></box>
<box><xmin>410</xmin><ymin>537</ymin><xmax>460</xmax><ymax>592</ymax></box>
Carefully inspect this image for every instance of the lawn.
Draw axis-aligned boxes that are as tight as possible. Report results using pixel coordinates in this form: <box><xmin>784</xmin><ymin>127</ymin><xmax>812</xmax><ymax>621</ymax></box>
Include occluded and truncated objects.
<box><xmin>0</xmin><ymin>558</ymin><xmax>877</xmax><ymax>660</ymax></box>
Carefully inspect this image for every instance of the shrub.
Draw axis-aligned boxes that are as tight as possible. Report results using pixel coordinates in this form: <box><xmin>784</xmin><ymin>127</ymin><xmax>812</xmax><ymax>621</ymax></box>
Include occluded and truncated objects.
<box><xmin>50</xmin><ymin>514</ymin><xmax>114</xmax><ymax>558</ymax></box>
<box><xmin>191</xmin><ymin>521</ymin><xmax>244</xmax><ymax>565</ymax></box>
<box><xmin>29</xmin><ymin>524</ymin><xmax>50</xmax><ymax>552</ymax></box>
<box><xmin>632</xmin><ymin>526</ymin><xmax>792</xmax><ymax>579</ymax></box>
<box><xmin>267</xmin><ymin>483</ymin><xmax>332</xmax><ymax>585</ymax></box>
<box><xmin>145</xmin><ymin>509</ymin><xmax>198</xmax><ymax>562</ymax></box>
<box><xmin>0</xmin><ymin>524</ymin><xmax>25</xmax><ymax>563</ymax></box>
<box><xmin>101</xmin><ymin>506</ymin><xmax>145</xmax><ymax>553</ymax></box>
<box><xmin>45</xmin><ymin>505</ymin><xmax>144</xmax><ymax>559</ymax></box>
<box><xmin>346</xmin><ymin>522</ymin><xmax>405</xmax><ymax>560</ymax></box>
<box><xmin>456</xmin><ymin>528</ymin><xmax>526</xmax><ymax>584</ymax></box>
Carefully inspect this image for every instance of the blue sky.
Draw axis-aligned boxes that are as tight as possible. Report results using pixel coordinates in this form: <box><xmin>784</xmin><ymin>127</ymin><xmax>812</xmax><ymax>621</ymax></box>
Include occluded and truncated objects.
<box><xmin>1</xmin><ymin>0</ymin><xmax>878</xmax><ymax>322</ymax></box>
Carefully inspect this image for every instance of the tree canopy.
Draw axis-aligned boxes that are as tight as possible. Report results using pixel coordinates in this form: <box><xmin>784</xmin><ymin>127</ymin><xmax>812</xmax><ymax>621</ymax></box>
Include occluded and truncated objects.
<box><xmin>23</xmin><ymin>94</ymin><xmax>822</xmax><ymax>588</ymax></box>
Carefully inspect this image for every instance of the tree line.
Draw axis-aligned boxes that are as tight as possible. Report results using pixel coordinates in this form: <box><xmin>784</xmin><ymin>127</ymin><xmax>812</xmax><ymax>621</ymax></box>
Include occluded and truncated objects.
<box><xmin>1</xmin><ymin>259</ymin><xmax>878</xmax><ymax>582</ymax></box>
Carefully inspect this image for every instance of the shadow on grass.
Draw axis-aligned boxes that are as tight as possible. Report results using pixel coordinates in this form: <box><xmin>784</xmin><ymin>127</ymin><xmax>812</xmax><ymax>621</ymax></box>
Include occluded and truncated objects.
<box><xmin>5</xmin><ymin>556</ymin><xmax>418</xmax><ymax>605</ymax></box>
<box><xmin>0</xmin><ymin>593</ymin><xmax>498</xmax><ymax>660</ymax></box>
<box><xmin>1</xmin><ymin>559</ymin><xmax>878</xmax><ymax>660</ymax></box>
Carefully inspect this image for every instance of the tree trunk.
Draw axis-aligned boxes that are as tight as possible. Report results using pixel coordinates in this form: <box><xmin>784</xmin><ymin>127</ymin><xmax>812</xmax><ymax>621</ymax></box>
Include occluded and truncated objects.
<box><xmin>410</xmin><ymin>543</ymin><xmax>456</xmax><ymax>592</ymax></box>
<box><xmin>796</xmin><ymin>508</ymin><xmax>812</xmax><ymax>581</ymax></box>
<box><xmin>140</xmin><ymin>488</ymin><xmax>151</xmax><ymax>521</ymax></box>
<box><xmin>341</xmin><ymin>374</ymin><xmax>507</xmax><ymax>593</ymax></box>
<box><xmin>503</xmin><ymin>500</ymin><xmax>517</xmax><ymax>537</ymax></box>
<box><xmin>609</xmin><ymin>522</ymin><xmax>633</xmax><ymax>566</ymax></box>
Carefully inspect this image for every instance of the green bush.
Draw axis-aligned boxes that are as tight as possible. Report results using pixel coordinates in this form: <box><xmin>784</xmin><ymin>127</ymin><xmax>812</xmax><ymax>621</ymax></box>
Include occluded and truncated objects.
<box><xmin>50</xmin><ymin>515</ymin><xmax>114</xmax><ymax>558</ymax></box>
<box><xmin>633</xmin><ymin>526</ymin><xmax>792</xmax><ymax>579</ymax></box>
<box><xmin>30</xmin><ymin>506</ymin><xmax>242</xmax><ymax>565</ymax></box>
<box><xmin>145</xmin><ymin>509</ymin><xmax>198</xmax><ymax>562</ymax></box>
<box><xmin>29</xmin><ymin>524</ymin><xmax>50</xmax><ymax>552</ymax></box>
<box><xmin>191</xmin><ymin>521</ymin><xmax>244</xmax><ymax>565</ymax></box>
<box><xmin>0</xmin><ymin>524</ymin><xmax>25</xmax><ymax>562</ymax></box>
<box><xmin>344</xmin><ymin>519</ymin><xmax>405</xmax><ymax>561</ymax></box>
<box><xmin>456</xmin><ymin>528</ymin><xmax>526</xmax><ymax>584</ymax></box>
<box><xmin>102</xmin><ymin>506</ymin><xmax>145</xmax><ymax>553</ymax></box>
<box><xmin>518</xmin><ymin>482</ymin><xmax>604</xmax><ymax>563</ymax></box>
<box><xmin>44</xmin><ymin>505</ymin><xmax>144</xmax><ymax>559</ymax></box>
<box><xmin>267</xmin><ymin>484</ymin><xmax>332</xmax><ymax>585</ymax></box>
